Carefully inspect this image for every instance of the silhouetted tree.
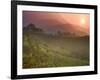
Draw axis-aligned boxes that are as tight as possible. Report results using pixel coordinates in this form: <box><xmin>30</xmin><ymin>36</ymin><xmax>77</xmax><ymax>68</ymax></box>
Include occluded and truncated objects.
<box><xmin>24</xmin><ymin>23</ymin><xmax>43</xmax><ymax>32</ymax></box>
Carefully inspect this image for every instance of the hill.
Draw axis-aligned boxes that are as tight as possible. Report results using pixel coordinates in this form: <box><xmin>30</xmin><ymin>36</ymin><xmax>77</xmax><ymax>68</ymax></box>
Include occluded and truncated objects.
<box><xmin>23</xmin><ymin>27</ymin><xmax>89</xmax><ymax>68</ymax></box>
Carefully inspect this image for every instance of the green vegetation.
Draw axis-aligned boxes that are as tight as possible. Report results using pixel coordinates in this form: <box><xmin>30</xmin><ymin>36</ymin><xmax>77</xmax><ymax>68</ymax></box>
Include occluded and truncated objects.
<box><xmin>23</xmin><ymin>24</ymin><xmax>89</xmax><ymax>68</ymax></box>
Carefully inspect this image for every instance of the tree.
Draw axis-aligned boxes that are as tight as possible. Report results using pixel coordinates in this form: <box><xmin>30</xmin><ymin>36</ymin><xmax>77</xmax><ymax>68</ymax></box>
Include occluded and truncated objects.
<box><xmin>26</xmin><ymin>23</ymin><xmax>43</xmax><ymax>32</ymax></box>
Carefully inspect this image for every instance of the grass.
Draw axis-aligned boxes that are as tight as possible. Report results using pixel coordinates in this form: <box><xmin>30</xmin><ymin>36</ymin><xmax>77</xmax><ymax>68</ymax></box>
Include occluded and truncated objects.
<box><xmin>23</xmin><ymin>31</ymin><xmax>89</xmax><ymax>69</ymax></box>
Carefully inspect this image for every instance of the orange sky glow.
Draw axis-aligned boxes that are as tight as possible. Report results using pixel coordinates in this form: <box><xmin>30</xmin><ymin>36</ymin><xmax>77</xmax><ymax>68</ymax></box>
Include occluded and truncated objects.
<box><xmin>23</xmin><ymin>11</ymin><xmax>90</xmax><ymax>36</ymax></box>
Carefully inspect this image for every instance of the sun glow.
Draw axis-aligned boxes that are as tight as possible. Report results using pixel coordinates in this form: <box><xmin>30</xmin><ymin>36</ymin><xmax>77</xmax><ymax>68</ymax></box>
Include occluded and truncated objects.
<box><xmin>80</xmin><ymin>18</ymin><xmax>86</xmax><ymax>25</ymax></box>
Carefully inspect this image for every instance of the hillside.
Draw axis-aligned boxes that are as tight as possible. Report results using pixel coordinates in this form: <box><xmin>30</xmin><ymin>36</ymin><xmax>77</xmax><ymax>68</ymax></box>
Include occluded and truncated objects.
<box><xmin>23</xmin><ymin>26</ymin><xmax>89</xmax><ymax>68</ymax></box>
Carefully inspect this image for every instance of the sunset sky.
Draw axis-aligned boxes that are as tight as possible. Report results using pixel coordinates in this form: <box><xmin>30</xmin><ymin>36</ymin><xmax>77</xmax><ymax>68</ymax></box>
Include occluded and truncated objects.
<box><xmin>23</xmin><ymin>11</ymin><xmax>90</xmax><ymax>36</ymax></box>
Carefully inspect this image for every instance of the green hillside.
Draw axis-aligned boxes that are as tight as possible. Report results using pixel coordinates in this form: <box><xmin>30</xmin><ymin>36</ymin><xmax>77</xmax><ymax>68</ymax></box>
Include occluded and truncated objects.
<box><xmin>23</xmin><ymin>25</ymin><xmax>89</xmax><ymax>68</ymax></box>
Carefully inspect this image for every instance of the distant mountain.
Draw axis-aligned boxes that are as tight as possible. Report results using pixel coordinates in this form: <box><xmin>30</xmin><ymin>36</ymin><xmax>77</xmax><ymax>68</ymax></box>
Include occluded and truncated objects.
<box><xmin>23</xmin><ymin>23</ymin><xmax>89</xmax><ymax>37</ymax></box>
<box><xmin>51</xmin><ymin>23</ymin><xmax>89</xmax><ymax>37</ymax></box>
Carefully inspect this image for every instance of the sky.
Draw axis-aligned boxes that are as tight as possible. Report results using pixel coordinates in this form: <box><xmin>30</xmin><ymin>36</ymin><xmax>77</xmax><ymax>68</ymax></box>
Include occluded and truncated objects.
<box><xmin>23</xmin><ymin>11</ymin><xmax>90</xmax><ymax>36</ymax></box>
